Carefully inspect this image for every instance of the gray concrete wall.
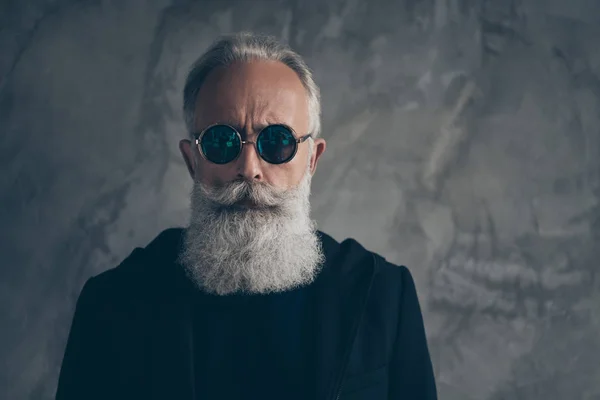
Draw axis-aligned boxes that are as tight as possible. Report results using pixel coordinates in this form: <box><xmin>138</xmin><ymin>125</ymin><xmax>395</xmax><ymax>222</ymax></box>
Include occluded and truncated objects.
<box><xmin>1</xmin><ymin>0</ymin><xmax>599</xmax><ymax>398</ymax></box>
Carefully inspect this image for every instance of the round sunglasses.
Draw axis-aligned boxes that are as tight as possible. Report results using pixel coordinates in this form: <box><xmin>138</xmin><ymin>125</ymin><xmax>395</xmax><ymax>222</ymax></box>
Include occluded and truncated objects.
<box><xmin>194</xmin><ymin>124</ymin><xmax>312</xmax><ymax>165</ymax></box>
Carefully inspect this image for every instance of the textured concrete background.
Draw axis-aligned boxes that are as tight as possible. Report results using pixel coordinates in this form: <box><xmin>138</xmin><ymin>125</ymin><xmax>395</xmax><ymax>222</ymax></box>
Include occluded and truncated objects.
<box><xmin>1</xmin><ymin>0</ymin><xmax>600</xmax><ymax>399</ymax></box>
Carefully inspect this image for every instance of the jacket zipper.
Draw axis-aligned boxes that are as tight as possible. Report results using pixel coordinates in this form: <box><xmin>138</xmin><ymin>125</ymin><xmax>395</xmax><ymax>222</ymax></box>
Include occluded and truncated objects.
<box><xmin>331</xmin><ymin>253</ymin><xmax>378</xmax><ymax>400</ymax></box>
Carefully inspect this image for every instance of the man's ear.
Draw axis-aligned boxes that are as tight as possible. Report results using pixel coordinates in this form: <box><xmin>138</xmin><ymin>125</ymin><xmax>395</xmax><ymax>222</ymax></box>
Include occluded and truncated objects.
<box><xmin>310</xmin><ymin>138</ymin><xmax>327</xmax><ymax>175</ymax></box>
<box><xmin>179</xmin><ymin>139</ymin><xmax>196</xmax><ymax>179</ymax></box>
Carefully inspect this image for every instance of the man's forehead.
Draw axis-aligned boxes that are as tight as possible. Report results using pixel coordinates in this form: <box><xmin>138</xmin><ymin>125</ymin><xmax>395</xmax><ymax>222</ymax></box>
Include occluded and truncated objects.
<box><xmin>193</xmin><ymin>102</ymin><xmax>301</xmax><ymax>131</ymax></box>
<box><xmin>193</xmin><ymin>62</ymin><xmax>309</xmax><ymax>132</ymax></box>
<box><xmin>198</xmin><ymin>61</ymin><xmax>304</xmax><ymax>95</ymax></box>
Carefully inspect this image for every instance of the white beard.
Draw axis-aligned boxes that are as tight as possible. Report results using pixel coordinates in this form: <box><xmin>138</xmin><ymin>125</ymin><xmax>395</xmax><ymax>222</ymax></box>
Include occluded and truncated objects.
<box><xmin>179</xmin><ymin>156</ymin><xmax>325</xmax><ymax>295</ymax></box>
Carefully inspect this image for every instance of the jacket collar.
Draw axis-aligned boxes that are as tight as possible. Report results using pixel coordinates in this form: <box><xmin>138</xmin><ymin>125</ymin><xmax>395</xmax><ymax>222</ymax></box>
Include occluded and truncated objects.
<box><xmin>313</xmin><ymin>231</ymin><xmax>377</xmax><ymax>399</ymax></box>
<box><xmin>138</xmin><ymin>228</ymin><xmax>377</xmax><ymax>400</ymax></box>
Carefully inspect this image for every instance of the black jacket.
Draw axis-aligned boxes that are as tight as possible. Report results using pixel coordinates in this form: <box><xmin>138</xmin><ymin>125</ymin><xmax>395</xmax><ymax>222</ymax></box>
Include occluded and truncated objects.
<box><xmin>56</xmin><ymin>228</ymin><xmax>437</xmax><ymax>400</ymax></box>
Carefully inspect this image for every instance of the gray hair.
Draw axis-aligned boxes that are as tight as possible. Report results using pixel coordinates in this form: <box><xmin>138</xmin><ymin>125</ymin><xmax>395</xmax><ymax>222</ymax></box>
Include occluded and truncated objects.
<box><xmin>182</xmin><ymin>32</ymin><xmax>322</xmax><ymax>142</ymax></box>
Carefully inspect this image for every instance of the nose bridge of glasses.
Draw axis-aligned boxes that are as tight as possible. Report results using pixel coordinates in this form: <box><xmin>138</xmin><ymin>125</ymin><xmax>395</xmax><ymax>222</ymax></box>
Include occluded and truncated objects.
<box><xmin>238</xmin><ymin>138</ymin><xmax>263</xmax><ymax>163</ymax></box>
<box><xmin>240</xmin><ymin>139</ymin><xmax>259</xmax><ymax>157</ymax></box>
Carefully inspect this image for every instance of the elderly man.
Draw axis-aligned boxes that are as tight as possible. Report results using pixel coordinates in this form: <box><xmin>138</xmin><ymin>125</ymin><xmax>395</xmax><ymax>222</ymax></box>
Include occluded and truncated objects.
<box><xmin>56</xmin><ymin>32</ymin><xmax>437</xmax><ymax>400</ymax></box>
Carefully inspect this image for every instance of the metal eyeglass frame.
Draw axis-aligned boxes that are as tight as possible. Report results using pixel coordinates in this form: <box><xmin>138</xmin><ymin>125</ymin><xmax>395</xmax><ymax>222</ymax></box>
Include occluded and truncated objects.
<box><xmin>194</xmin><ymin>123</ymin><xmax>313</xmax><ymax>165</ymax></box>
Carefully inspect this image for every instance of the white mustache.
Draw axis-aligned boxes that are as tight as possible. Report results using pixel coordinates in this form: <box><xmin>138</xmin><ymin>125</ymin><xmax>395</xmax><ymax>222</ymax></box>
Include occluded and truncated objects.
<box><xmin>198</xmin><ymin>178</ymin><xmax>295</xmax><ymax>209</ymax></box>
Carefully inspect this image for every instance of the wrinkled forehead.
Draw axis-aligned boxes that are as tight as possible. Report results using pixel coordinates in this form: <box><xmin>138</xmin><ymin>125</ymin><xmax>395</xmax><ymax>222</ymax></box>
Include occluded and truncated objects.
<box><xmin>193</xmin><ymin>61</ymin><xmax>310</xmax><ymax>134</ymax></box>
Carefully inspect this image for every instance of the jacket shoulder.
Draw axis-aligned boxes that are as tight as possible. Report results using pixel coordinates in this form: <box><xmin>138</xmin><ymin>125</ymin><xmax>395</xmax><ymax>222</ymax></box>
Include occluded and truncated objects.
<box><xmin>86</xmin><ymin>227</ymin><xmax>184</xmax><ymax>295</ymax></box>
<box><xmin>374</xmin><ymin>254</ymin><xmax>411</xmax><ymax>284</ymax></box>
<box><xmin>373</xmin><ymin>256</ymin><xmax>414</xmax><ymax>301</ymax></box>
<box><xmin>341</xmin><ymin>235</ymin><xmax>415</xmax><ymax>298</ymax></box>
<box><xmin>336</xmin><ymin>234</ymin><xmax>411</xmax><ymax>282</ymax></box>
<box><xmin>327</xmin><ymin>232</ymin><xmax>417</xmax><ymax>309</ymax></box>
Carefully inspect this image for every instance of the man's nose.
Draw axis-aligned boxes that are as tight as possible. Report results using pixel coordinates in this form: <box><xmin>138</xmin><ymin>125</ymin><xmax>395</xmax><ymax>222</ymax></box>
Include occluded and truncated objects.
<box><xmin>236</xmin><ymin>142</ymin><xmax>263</xmax><ymax>181</ymax></box>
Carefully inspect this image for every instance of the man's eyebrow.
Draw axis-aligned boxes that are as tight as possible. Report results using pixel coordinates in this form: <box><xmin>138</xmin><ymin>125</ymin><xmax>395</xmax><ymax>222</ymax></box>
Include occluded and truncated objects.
<box><xmin>259</xmin><ymin>118</ymin><xmax>291</xmax><ymax>130</ymax></box>
<box><xmin>204</xmin><ymin>121</ymin><xmax>241</xmax><ymax>131</ymax></box>
<box><xmin>263</xmin><ymin>118</ymin><xmax>284</xmax><ymax>125</ymax></box>
<box><xmin>200</xmin><ymin>120</ymin><xmax>289</xmax><ymax>135</ymax></box>
<box><xmin>248</xmin><ymin>120</ymin><xmax>289</xmax><ymax>133</ymax></box>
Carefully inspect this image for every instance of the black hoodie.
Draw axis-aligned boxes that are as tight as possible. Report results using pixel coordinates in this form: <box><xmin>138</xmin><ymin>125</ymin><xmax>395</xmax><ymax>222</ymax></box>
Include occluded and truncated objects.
<box><xmin>56</xmin><ymin>228</ymin><xmax>437</xmax><ymax>400</ymax></box>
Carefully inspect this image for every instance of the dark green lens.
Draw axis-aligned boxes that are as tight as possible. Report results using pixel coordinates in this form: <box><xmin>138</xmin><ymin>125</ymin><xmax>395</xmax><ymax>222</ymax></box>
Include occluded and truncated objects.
<box><xmin>200</xmin><ymin>125</ymin><xmax>241</xmax><ymax>164</ymax></box>
<box><xmin>257</xmin><ymin>125</ymin><xmax>296</xmax><ymax>164</ymax></box>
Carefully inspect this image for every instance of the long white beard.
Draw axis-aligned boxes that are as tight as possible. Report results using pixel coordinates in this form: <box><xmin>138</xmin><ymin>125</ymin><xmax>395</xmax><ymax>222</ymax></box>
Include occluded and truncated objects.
<box><xmin>179</xmin><ymin>156</ymin><xmax>325</xmax><ymax>295</ymax></box>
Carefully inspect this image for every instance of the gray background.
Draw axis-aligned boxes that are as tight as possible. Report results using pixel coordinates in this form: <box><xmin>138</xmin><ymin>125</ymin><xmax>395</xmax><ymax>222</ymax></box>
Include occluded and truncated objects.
<box><xmin>1</xmin><ymin>0</ymin><xmax>600</xmax><ymax>399</ymax></box>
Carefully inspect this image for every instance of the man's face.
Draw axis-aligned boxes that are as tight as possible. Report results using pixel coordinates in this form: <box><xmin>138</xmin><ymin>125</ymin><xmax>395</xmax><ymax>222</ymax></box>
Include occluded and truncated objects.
<box><xmin>178</xmin><ymin>60</ymin><xmax>327</xmax><ymax>295</ymax></box>
<box><xmin>181</xmin><ymin>60</ymin><xmax>325</xmax><ymax>189</ymax></box>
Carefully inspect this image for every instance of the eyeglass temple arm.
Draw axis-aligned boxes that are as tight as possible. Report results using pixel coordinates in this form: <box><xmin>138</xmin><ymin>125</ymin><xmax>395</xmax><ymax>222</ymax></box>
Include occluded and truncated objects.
<box><xmin>297</xmin><ymin>134</ymin><xmax>312</xmax><ymax>143</ymax></box>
